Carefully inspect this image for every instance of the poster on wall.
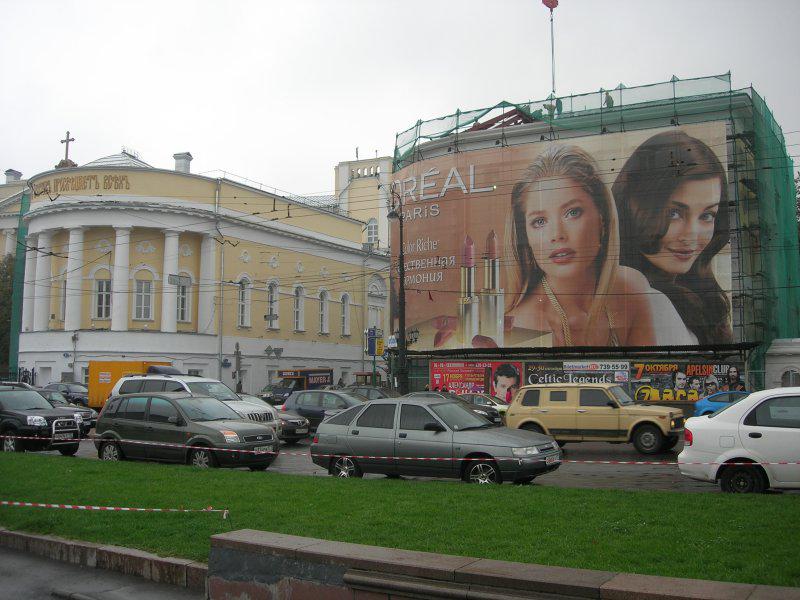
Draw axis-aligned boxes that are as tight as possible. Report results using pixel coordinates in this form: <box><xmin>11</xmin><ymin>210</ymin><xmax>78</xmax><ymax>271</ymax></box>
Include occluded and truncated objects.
<box><xmin>629</xmin><ymin>362</ymin><xmax>746</xmax><ymax>403</ymax></box>
<box><xmin>391</xmin><ymin>122</ymin><xmax>732</xmax><ymax>351</ymax></box>
<box><xmin>429</xmin><ymin>361</ymin><xmax>523</xmax><ymax>403</ymax></box>
<box><xmin>524</xmin><ymin>361</ymin><xmax>629</xmax><ymax>385</ymax></box>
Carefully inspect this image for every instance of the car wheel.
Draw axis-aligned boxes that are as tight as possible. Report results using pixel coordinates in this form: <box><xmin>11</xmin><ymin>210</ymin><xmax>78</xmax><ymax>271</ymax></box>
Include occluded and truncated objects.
<box><xmin>249</xmin><ymin>465</ymin><xmax>268</xmax><ymax>472</ymax></box>
<box><xmin>632</xmin><ymin>424</ymin><xmax>664</xmax><ymax>454</ymax></box>
<box><xmin>99</xmin><ymin>441</ymin><xmax>122</xmax><ymax>461</ymax></box>
<box><xmin>720</xmin><ymin>465</ymin><xmax>765</xmax><ymax>493</ymax></box>
<box><xmin>2</xmin><ymin>433</ymin><xmax>23</xmax><ymax>453</ymax></box>
<box><xmin>464</xmin><ymin>460</ymin><xmax>502</xmax><ymax>484</ymax></box>
<box><xmin>282</xmin><ymin>440</ymin><xmax>300</xmax><ymax>446</ymax></box>
<box><xmin>662</xmin><ymin>436</ymin><xmax>679</xmax><ymax>451</ymax></box>
<box><xmin>190</xmin><ymin>448</ymin><xmax>216</xmax><ymax>468</ymax></box>
<box><xmin>330</xmin><ymin>456</ymin><xmax>363</xmax><ymax>478</ymax></box>
<box><xmin>514</xmin><ymin>477</ymin><xmax>535</xmax><ymax>485</ymax></box>
<box><xmin>59</xmin><ymin>445</ymin><xmax>79</xmax><ymax>456</ymax></box>
<box><xmin>521</xmin><ymin>423</ymin><xmax>544</xmax><ymax>434</ymax></box>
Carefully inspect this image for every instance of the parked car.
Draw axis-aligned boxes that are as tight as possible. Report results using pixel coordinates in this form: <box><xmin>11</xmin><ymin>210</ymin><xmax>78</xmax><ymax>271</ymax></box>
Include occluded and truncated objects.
<box><xmin>405</xmin><ymin>391</ymin><xmax>503</xmax><ymax>424</ymax></box>
<box><xmin>0</xmin><ymin>388</ymin><xmax>81</xmax><ymax>455</ymax></box>
<box><xmin>43</xmin><ymin>382</ymin><xmax>90</xmax><ymax>407</ymax></box>
<box><xmin>311</xmin><ymin>397</ymin><xmax>560</xmax><ymax>483</ymax></box>
<box><xmin>94</xmin><ymin>393</ymin><xmax>279</xmax><ymax>470</ymax></box>
<box><xmin>110</xmin><ymin>375</ymin><xmax>273</xmax><ymax>424</ymax></box>
<box><xmin>460</xmin><ymin>393</ymin><xmax>509</xmax><ymax>416</ymax></box>
<box><xmin>343</xmin><ymin>386</ymin><xmax>401</xmax><ymax>400</ymax></box>
<box><xmin>36</xmin><ymin>388</ymin><xmax>97</xmax><ymax>436</ymax></box>
<box><xmin>234</xmin><ymin>394</ymin><xmax>310</xmax><ymax>444</ymax></box>
<box><xmin>679</xmin><ymin>388</ymin><xmax>800</xmax><ymax>493</ymax></box>
<box><xmin>282</xmin><ymin>389</ymin><xmax>367</xmax><ymax>430</ymax></box>
<box><xmin>693</xmin><ymin>391</ymin><xmax>750</xmax><ymax>416</ymax></box>
<box><xmin>505</xmin><ymin>383</ymin><xmax>684</xmax><ymax>454</ymax></box>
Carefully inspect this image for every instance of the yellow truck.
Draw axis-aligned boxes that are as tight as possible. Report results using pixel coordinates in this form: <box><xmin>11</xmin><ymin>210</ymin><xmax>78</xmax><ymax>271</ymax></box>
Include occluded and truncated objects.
<box><xmin>87</xmin><ymin>361</ymin><xmax>172</xmax><ymax>409</ymax></box>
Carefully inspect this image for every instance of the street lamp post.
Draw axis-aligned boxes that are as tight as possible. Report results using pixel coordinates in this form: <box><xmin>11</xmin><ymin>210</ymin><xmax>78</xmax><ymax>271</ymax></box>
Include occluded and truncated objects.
<box><xmin>386</xmin><ymin>184</ymin><xmax>409</xmax><ymax>395</ymax></box>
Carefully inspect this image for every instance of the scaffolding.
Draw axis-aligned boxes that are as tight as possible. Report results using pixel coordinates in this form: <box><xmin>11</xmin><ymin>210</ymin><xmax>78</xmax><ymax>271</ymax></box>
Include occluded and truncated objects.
<box><xmin>392</xmin><ymin>73</ymin><xmax>800</xmax><ymax>384</ymax></box>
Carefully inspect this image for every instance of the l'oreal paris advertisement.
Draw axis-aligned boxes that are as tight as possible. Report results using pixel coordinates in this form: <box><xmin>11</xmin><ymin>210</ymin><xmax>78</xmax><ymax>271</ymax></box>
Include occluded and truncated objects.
<box><xmin>391</xmin><ymin>123</ymin><xmax>732</xmax><ymax>351</ymax></box>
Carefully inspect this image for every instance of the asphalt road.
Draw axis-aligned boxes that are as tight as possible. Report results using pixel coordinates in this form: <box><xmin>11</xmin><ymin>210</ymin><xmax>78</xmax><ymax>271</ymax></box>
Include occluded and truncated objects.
<box><xmin>60</xmin><ymin>434</ymin><xmax>719</xmax><ymax>493</ymax></box>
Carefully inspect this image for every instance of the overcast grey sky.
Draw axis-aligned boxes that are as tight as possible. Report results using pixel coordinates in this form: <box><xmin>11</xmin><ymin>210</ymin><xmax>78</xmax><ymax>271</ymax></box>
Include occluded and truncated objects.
<box><xmin>1</xmin><ymin>0</ymin><xmax>798</xmax><ymax>195</ymax></box>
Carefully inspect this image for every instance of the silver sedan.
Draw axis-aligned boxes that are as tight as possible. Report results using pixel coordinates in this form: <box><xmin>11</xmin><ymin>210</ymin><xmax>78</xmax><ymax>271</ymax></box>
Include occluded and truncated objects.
<box><xmin>310</xmin><ymin>397</ymin><xmax>561</xmax><ymax>484</ymax></box>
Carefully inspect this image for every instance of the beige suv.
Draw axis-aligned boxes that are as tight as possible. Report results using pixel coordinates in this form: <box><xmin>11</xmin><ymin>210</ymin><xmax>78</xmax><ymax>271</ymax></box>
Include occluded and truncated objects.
<box><xmin>505</xmin><ymin>383</ymin><xmax>684</xmax><ymax>454</ymax></box>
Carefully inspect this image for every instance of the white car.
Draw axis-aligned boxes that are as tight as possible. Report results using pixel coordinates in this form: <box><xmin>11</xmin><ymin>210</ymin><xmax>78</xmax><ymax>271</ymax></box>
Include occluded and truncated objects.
<box><xmin>679</xmin><ymin>388</ymin><xmax>800</xmax><ymax>493</ymax></box>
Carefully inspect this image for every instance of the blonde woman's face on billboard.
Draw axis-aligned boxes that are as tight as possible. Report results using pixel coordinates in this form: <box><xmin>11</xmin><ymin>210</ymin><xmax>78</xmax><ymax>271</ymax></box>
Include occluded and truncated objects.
<box><xmin>523</xmin><ymin>177</ymin><xmax>602</xmax><ymax>279</ymax></box>
<box><xmin>644</xmin><ymin>177</ymin><xmax>720</xmax><ymax>275</ymax></box>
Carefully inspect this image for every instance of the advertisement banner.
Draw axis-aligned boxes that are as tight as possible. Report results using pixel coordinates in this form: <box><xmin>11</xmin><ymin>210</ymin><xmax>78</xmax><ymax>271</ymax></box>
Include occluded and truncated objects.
<box><xmin>429</xmin><ymin>361</ymin><xmax>523</xmax><ymax>403</ymax></box>
<box><xmin>391</xmin><ymin>122</ymin><xmax>732</xmax><ymax>351</ymax></box>
<box><xmin>630</xmin><ymin>362</ymin><xmax>745</xmax><ymax>403</ymax></box>
<box><xmin>524</xmin><ymin>361</ymin><xmax>629</xmax><ymax>385</ymax></box>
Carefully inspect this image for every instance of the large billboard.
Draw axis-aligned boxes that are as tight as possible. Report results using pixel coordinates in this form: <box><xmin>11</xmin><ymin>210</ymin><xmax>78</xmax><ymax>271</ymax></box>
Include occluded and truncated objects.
<box><xmin>391</xmin><ymin>123</ymin><xmax>732</xmax><ymax>351</ymax></box>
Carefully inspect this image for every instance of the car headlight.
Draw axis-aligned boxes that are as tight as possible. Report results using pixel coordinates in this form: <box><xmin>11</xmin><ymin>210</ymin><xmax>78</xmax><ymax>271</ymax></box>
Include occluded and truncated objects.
<box><xmin>74</xmin><ymin>413</ymin><xmax>83</xmax><ymax>423</ymax></box>
<box><xmin>475</xmin><ymin>409</ymin><xmax>488</xmax><ymax>416</ymax></box>
<box><xmin>90</xmin><ymin>410</ymin><xmax>98</xmax><ymax>418</ymax></box>
<box><xmin>670</xmin><ymin>419</ymin><xmax>676</xmax><ymax>428</ymax></box>
<box><xmin>512</xmin><ymin>446</ymin><xmax>540</xmax><ymax>457</ymax></box>
<box><xmin>27</xmin><ymin>416</ymin><xmax>47</xmax><ymax>426</ymax></box>
<box><xmin>220</xmin><ymin>430</ymin><xmax>240</xmax><ymax>444</ymax></box>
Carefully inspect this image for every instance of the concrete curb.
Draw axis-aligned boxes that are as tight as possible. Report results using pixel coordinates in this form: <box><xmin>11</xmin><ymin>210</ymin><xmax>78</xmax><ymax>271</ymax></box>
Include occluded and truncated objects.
<box><xmin>0</xmin><ymin>527</ymin><xmax>207</xmax><ymax>595</ymax></box>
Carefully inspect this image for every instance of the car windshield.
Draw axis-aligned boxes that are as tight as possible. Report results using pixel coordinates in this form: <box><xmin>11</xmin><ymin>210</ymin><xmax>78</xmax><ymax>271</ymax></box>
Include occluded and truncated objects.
<box><xmin>708</xmin><ymin>394</ymin><xmax>750</xmax><ymax>418</ymax></box>
<box><xmin>0</xmin><ymin>390</ymin><xmax>55</xmax><ymax>410</ymax></box>
<box><xmin>186</xmin><ymin>382</ymin><xmax>239</xmax><ymax>401</ymax></box>
<box><xmin>174</xmin><ymin>396</ymin><xmax>241</xmax><ymax>421</ymax></box>
<box><xmin>609</xmin><ymin>385</ymin><xmax>634</xmax><ymax>406</ymax></box>
<box><xmin>67</xmin><ymin>384</ymin><xmax>88</xmax><ymax>393</ymax></box>
<box><xmin>430</xmin><ymin>402</ymin><xmax>490</xmax><ymax>431</ymax></box>
<box><xmin>45</xmin><ymin>392</ymin><xmax>70</xmax><ymax>406</ymax></box>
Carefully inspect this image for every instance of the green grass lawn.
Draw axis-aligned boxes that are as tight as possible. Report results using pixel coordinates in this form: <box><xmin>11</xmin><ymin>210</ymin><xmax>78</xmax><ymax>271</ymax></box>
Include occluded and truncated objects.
<box><xmin>0</xmin><ymin>453</ymin><xmax>798</xmax><ymax>587</ymax></box>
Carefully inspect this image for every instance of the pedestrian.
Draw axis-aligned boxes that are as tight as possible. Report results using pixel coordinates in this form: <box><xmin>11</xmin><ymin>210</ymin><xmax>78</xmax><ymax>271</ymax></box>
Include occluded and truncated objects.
<box><xmin>337</xmin><ymin>376</ymin><xmax>345</xmax><ymax>388</ymax></box>
<box><xmin>424</xmin><ymin>384</ymin><xmax>430</xmax><ymax>391</ymax></box>
<box><xmin>441</xmin><ymin>385</ymin><xmax>449</xmax><ymax>393</ymax></box>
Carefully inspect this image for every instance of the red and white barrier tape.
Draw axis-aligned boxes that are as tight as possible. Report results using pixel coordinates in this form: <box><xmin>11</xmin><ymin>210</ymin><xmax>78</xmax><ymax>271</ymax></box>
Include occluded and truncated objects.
<box><xmin>0</xmin><ymin>500</ymin><xmax>228</xmax><ymax>518</ymax></box>
<box><xmin>1</xmin><ymin>434</ymin><xmax>798</xmax><ymax>466</ymax></box>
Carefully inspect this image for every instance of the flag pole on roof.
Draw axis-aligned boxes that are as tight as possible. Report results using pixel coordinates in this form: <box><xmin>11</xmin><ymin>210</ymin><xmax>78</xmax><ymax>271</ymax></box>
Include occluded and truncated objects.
<box><xmin>542</xmin><ymin>0</ymin><xmax>558</xmax><ymax>95</ymax></box>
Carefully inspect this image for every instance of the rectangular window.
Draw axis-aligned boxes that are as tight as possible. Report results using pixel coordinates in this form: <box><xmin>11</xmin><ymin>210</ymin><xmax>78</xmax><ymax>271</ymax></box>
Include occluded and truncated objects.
<box><xmin>95</xmin><ymin>279</ymin><xmax>111</xmax><ymax>319</ymax></box>
<box><xmin>238</xmin><ymin>283</ymin><xmax>250</xmax><ymax>327</ymax></box>
<box><xmin>548</xmin><ymin>390</ymin><xmax>567</xmax><ymax>402</ymax></box>
<box><xmin>580</xmin><ymin>389</ymin><xmax>613</xmax><ymax>407</ymax></box>
<box><xmin>187</xmin><ymin>369</ymin><xmax>203</xmax><ymax>377</ymax></box>
<box><xmin>521</xmin><ymin>390</ymin><xmax>540</xmax><ymax>407</ymax></box>
<box><xmin>134</xmin><ymin>280</ymin><xmax>152</xmax><ymax>320</ymax></box>
<box><xmin>176</xmin><ymin>284</ymin><xmax>189</xmax><ymax>322</ymax></box>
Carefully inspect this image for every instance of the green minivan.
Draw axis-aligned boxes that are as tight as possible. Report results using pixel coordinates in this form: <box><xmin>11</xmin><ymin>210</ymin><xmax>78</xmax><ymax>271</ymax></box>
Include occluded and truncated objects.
<box><xmin>94</xmin><ymin>392</ymin><xmax>279</xmax><ymax>470</ymax></box>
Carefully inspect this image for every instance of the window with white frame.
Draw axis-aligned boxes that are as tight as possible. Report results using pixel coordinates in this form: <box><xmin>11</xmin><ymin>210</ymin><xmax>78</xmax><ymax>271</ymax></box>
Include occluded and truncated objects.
<box><xmin>340</xmin><ymin>293</ymin><xmax>351</xmax><ymax>336</ymax></box>
<box><xmin>366</xmin><ymin>218</ymin><xmax>378</xmax><ymax>245</ymax></box>
<box><xmin>318</xmin><ymin>290</ymin><xmax>329</xmax><ymax>334</ymax></box>
<box><xmin>293</xmin><ymin>286</ymin><xmax>305</xmax><ymax>331</ymax></box>
<box><xmin>367</xmin><ymin>277</ymin><xmax>386</xmax><ymax>331</ymax></box>
<box><xmin>176</xmin><ymin>283</ymin><xmax>190</xmax><ymax>322</ymax></box>
<box><xmin>237</xmin><ymin>278</ymin><xmax>251</xmax><ymax>327</ymax></box>
<box><xmin>134</xmin><ymin>279</ymin><xmax>153</xmax><ymax>320</ymax></box>
<box><xmin>267</xmin><ymin>282</ymin><xmax>279</xmax><ymax>329</ymax></box>
<box><xmin>94</xmin><ymin>278</ymin><xmax>111</xmax><ymax>319</ymax></box>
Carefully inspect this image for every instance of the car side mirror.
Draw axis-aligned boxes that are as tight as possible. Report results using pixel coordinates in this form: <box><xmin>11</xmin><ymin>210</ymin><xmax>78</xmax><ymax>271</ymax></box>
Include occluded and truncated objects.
<box><xmin>424</xmin><ymin>422</ymin><xmax>445</xmax><ymax>432</ymax></box>
<box><xmin>168</xmin><ymin>416</ymin><xmax>182</xmax><ymax>426</ymax></box>
<box><xmin>607</xmin><ymin>401</ymin><xmax>618</xmax><ymax>408</ymax></box>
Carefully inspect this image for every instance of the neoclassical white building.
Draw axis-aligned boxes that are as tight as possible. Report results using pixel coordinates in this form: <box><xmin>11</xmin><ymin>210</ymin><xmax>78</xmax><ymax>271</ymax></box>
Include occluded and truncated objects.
<box><xmin>1</xmin><ymin>151</ymin><xmax>391</xmax><ymax>392</ymax></box>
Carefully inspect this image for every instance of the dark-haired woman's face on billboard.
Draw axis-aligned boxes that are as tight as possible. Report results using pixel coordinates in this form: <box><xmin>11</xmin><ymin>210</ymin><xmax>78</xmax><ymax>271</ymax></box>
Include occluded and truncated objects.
<box><xmin>642</xmin><ymin>177</ymin><xmax>720</xmax><ymax>275</ymax></box>
<box><xmin>523</xmin><ymin>177</ymin><xmax>602</xmax><ymax>279</ymax></box>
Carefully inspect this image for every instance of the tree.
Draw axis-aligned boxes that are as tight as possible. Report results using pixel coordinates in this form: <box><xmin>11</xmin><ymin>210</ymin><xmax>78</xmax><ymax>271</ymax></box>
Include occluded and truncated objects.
<box><xmin>0</xmin><ymin>254</ymin><xmax>14</xmax><ymax>370</ymax></box>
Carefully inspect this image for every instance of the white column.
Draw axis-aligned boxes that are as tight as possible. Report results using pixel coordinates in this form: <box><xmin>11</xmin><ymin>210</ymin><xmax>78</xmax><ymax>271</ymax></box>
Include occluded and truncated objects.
<box><xmin>21</xmin><ymin>234</ymin><xmax>37</xmax><ymax>332</ymax></box>
<box><xmin>197</xmin><ymin>233</ymin><xmax>216</xmax><ymax>334</ymax></box>
<box><xmin>4</xmin><ymin>229</ymin><xmax>16</xmax><ymax>256</ymax></box>
<box><xmin>32</xmin><ymin>230</ymin><xmax>53</xmax><ymax>331</ymax></box>
<box><xmin>111</xmin><ymin>227</ymin><xmax>131</xmax><ymax>331</ymax></box>
<box><xmin>160</xmin><ymin>230</ymin><xmax>180</xmax><ymax>333</ymax></box>
<box><xmin>64</xmin><ymin>227</ymin><xmax>84</xmax><ymax>331</ymax></box>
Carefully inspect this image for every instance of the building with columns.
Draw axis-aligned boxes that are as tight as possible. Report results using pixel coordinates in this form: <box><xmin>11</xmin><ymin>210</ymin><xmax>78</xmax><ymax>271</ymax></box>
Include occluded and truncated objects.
<box><xmin>8</xmin><ymin>150</ymin><xmax>390</xmax><ymax>392</ymax></box>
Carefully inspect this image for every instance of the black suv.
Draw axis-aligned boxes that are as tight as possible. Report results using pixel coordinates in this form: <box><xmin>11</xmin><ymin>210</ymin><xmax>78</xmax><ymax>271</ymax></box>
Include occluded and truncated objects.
<box><xmin>0</xmin><ymin>388</ymin><xmax>81</xmax><ymax>455</ymax></box>
<box><xmin>37</xmin><ymin>388</ymin><xmax>97</xmax><ymax>437</ymax></box>
<box><xmin>42</xmin><ymin>383</ymin><xmax>89</xmax><ymax>407</ymax></box>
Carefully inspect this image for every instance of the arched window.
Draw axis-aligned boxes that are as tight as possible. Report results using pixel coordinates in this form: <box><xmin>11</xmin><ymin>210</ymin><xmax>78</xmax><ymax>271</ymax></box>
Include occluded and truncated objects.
<box><xmin>367</xmin><ymin>276</ymin><xmax>387</xmax><ymax>331</ymax></box>
<box><xmin>266</xmin><ymin>281</ymin><xmax>279</xmax><ymax>329</ymax></box>
<box><xmin>318</xmin><ymin>290</ymin><xmax>329</xmax><ymax>334</ymax></box>
<box><xmin>340</xmin><ymin>293</ymin><xmax>351</xmax><ymax>336</ymax></box>
<box><xmin>366</xmin><ymin>218</ymin><xmax>378</xmax><ymax>245</ymax></box>
<box><xmin>237</xmin><ymin>277</ymin><xmax>251</xmax><ymax>327</ymax></box>
<box><xmin>92</xmin><ymin>268</ymin><xmax>112</xmax><ymax>320</ymax></box>
<box><xmin>293</xmin><ymin>286</ymin><xmax>305</xmax><ymax>332</ymax></box>
<box><xmin>781</xmin><ymin>369</ymin><xmax>800</xmax><ymax>387</ymax></box>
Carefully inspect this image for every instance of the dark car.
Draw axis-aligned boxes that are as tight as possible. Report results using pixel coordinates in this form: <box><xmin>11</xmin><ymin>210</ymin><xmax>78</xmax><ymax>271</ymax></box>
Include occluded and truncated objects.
<box><xmin>282</xmin><ymin>390</ymin><xmax>367</xmax><ymax>430</ymax></box>
<box><xmin>344</xmin><ymin>386</ymin><xmax>401</xmax><ymax>400</ymax></box>
<box><xmin>94</xmin><ymin>393</ymin><xmax>279</xmax><ymax>470</ymax></box>
<box><xmin>0</xmin><ymin>388</ymin><xmax>81</xmax><ymax>455</ymax></box>
<box><xmin>36</xmin><ymin>388</ymin><xmax>97</xmax><ymax>437</ymax></box>
<box><xmin>406</xmin><ymin>391</ymin><xmax>502</xmax><ymax>425</ymax></box>
<box><xmin>311</xmin><ymin>397</ymin><xmax>560</xmax><ymax>484</ymax></box>
<box><xmin>43</xmin><ymin>383</ymin><xmax>89</xmax><ymax>407</ymax></box>
<box><xmin>276</xmin><ymin>412</ymin><xmax>311</xmax><ymax>444</ymax></box>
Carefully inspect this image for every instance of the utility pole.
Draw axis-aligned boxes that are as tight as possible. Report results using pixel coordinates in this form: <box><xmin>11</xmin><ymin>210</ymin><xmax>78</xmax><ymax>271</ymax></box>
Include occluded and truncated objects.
<box><xmin>386</xmin><ymin>183</ymin><xmax>408</xmax><ymax>395</ymax></box>
<box><xmin>234</xmin><ymin>341</ymin><xmax>243</xmax><ymax>393</ymax></box>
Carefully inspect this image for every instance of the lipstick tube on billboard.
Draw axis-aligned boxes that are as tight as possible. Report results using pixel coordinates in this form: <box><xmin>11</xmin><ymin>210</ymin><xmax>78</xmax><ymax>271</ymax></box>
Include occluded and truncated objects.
<box><xmin>459</xmin><ymin>235</ymin><xmax>479</xmax><ymax>346</ymax></box>
<box><xmin>479</xmin><ymin>230</ymin><xmax>504</xmax><ymax>346</ymax></box>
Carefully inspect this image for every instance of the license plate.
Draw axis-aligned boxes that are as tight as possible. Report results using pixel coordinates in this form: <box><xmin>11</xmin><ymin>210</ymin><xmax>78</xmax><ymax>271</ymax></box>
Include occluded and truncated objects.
<box><xmin>253</xmin><ymin>446</ymin><xmax>272</xmax><ymax>454</ymax></box>
<box><xmin>545</xmin><ymin>455</ymin><xmax>559</xmax><ymax>465</ymax></box>
<box><xmin>493</xmin><ymin>417</ymin><xmax>501</xmax><ymax>423</ymax></box>
<box><xmin>54</xmin><ymin>433</ymin><xmax>73</xmax><ymax>440</ymax></box>
<box><xmin>295</xmin><ymin>428</ymin><xmax>308</xmax><ymax>434</ymax></box>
